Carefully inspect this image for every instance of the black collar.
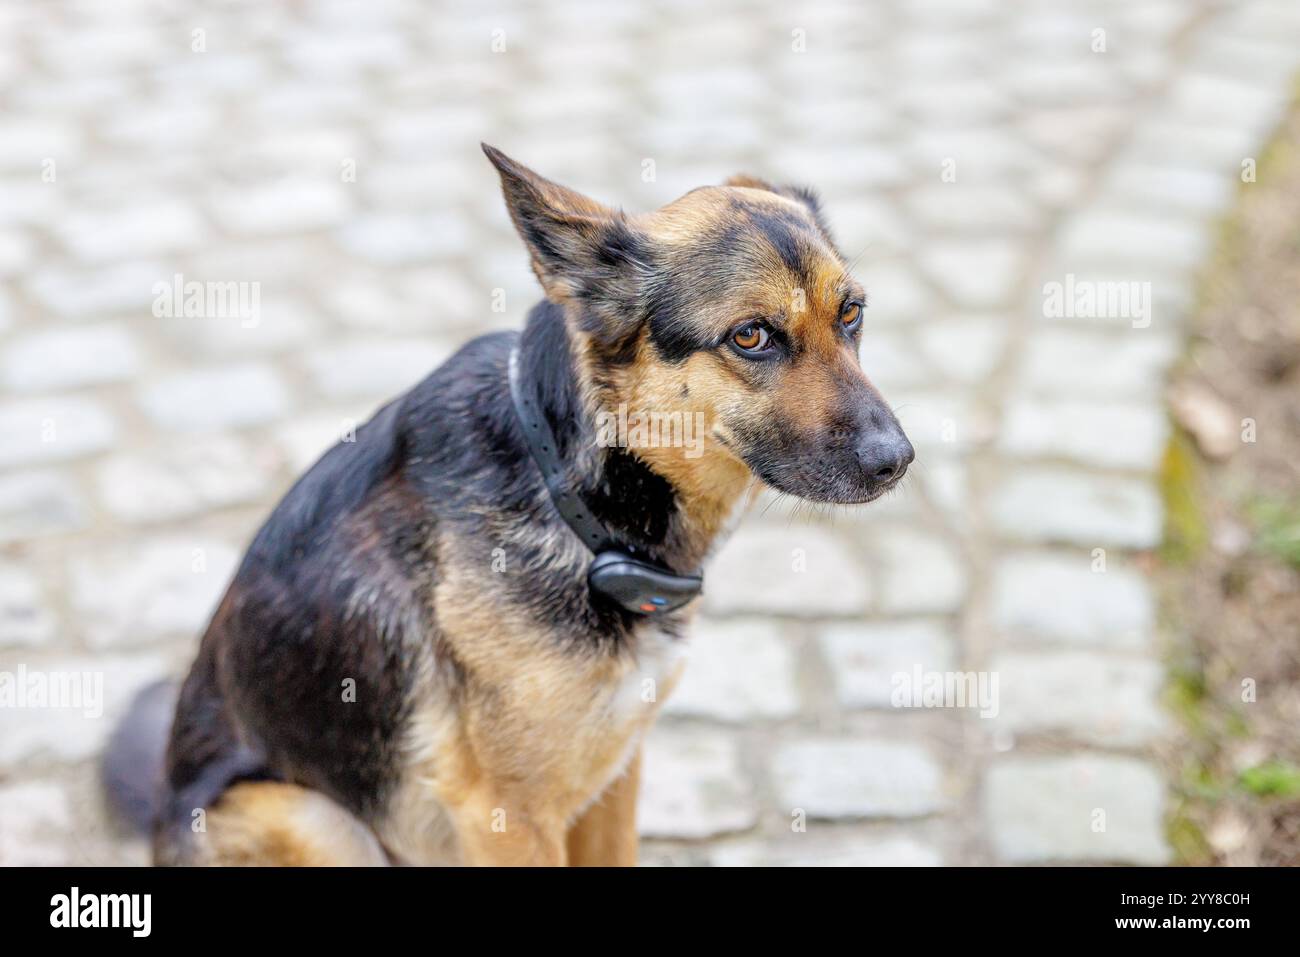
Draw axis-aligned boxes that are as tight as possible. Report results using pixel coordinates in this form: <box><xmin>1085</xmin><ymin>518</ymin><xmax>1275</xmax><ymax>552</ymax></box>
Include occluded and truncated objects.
<box><xmin>507</xmin><ymin>343</ymin><xmax>704</xmax><ymax>615</ymax></box>
<box><xmin>508</xmin><ymin>345</ymin><xmax>618</xmax><ymax>554</ymax></box>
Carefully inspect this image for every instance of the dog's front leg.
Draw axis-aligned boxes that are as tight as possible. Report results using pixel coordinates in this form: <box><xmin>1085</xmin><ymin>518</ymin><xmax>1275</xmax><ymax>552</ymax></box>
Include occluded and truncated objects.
<box><xmin>565</xmin><ymin>749</ymin><xmax>641</xmax><ymax>867</ymax></box>
<box><xmin>451</xmin><ymin>796</ymin><xmax>568</xmax><ymax>866</ymax></box>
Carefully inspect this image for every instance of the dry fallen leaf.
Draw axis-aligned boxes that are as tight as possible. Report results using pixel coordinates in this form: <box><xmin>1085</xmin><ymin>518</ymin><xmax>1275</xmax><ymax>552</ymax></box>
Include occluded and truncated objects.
<box><xmin>1168</xmin><ymin>381</ymin><xmax>1239</xmax><ymax>460</ymax></box>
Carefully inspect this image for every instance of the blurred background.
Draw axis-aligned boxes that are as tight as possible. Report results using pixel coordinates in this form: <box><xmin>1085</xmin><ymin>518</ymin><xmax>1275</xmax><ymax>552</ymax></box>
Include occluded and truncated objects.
<box><xmin>1</xmin><ymin>0</ymin><xmax>1298</xmax><ymax>866</ymax></box>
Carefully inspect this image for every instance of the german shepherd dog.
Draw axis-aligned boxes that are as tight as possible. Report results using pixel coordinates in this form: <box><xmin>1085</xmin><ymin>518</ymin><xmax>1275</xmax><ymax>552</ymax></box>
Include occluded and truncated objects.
<box><xmin>112</xmin><ymin>145</ymin><xmax>913</xmax><ymax>866</ymax></box>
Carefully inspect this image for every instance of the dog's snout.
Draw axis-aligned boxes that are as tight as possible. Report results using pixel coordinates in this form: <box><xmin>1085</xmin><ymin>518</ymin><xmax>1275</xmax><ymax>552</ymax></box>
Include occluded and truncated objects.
<box><xmin>856</xmin><ymin>430</ymin><xmax>914</xmax><ymax>486</ymax></box>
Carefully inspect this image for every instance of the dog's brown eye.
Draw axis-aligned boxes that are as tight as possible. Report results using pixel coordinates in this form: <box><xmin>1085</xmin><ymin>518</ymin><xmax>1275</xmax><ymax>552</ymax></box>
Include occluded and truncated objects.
<box><xmin>841</xmin><ymin>302</ymin><xmax>863</xmax><ymax>327</ymax></box>
<box><xmin>732</xmin><ymin>323</ymin><xmax>770</xmax><ymax>352</ymax></box>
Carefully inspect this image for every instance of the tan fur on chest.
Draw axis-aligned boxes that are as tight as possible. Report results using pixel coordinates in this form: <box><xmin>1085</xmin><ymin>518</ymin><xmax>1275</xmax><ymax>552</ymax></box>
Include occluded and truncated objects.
<box><xmin>376</xmin><ymin>552</ymin><xmax>688</xmax><ymax>865</ymax></box>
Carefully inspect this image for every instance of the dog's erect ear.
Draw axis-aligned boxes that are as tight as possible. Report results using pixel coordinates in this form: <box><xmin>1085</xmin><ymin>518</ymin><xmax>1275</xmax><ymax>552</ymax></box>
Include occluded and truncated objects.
<box><xmin>724</xmin><ymin>174</ymin><xmax>833</xmax><ymax>241</ymax></box>
<box><xmin>483</xmin><ymin>143</ymin><xmax>647</xmax><ymax>309</ymax></box>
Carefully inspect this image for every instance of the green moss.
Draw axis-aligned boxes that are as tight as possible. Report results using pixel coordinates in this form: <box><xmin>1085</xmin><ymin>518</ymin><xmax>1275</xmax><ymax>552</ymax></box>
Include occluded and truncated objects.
<box><xmin>1224</xmin><ymin>710</ymin><xmax>1252</xmax><ymax>738</ymax></box>
<box><xmin>1246</xmin><ymin>498</ymin><xmax>1300</xmax><ymax>569</ymax></box>
<box><xmin>1238</xmin><ymin>761</ymin><xmax>1300</xmax><ymax>798</ymax></box>
<box><xmin>1159</xmin><ymin>429</ymin><xmax>1209</xmax><ymax>564</ymax></box>
<box><xmin>1180</xmin><ymin>756</ymin><xmax>1227</xmax><ymax>801</ymax></box>
<box><xmin>1166</xmin><ymin>813</ymin><xmax>1212</xmax><ymax>864</ymax></box>
<box><xmin>1164</xmin><ymin>665</ymin><xmax>1209</xmax><ymax>736</ymax></box>
<box><xmin>1161</xmin><ymin>76</ymin><xmax>1300</xmax><ymax>867</ymax></box>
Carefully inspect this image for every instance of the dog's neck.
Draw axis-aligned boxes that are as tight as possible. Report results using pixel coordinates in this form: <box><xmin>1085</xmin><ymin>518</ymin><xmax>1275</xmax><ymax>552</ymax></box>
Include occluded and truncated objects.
<box><xmin>515</xmin><ymin>301</ymin><xmax>753</xmax><ymax>572</ymax></box>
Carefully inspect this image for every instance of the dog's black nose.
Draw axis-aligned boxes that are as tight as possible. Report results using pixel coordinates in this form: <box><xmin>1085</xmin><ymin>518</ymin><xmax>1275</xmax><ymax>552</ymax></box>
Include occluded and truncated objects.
<box><xmin>856</xmin><ymin>431</ymin><xmax>914</xmax><ymax>486</ymax></box>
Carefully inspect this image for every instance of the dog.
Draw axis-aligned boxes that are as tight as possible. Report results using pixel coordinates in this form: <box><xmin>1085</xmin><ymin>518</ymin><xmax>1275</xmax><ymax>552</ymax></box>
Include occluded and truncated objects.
<box><xmin>104</xmin><ymin>145</ymin><xmax>914</xmax><ymax>866</ymax></box>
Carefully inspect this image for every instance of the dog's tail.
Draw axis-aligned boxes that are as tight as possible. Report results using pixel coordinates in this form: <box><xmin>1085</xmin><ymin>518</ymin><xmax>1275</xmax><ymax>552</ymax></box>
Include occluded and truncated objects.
<box><xmin>101</xmin><ymin>678</ymin><xmax>178</xmax><ymax>833</ymax></box>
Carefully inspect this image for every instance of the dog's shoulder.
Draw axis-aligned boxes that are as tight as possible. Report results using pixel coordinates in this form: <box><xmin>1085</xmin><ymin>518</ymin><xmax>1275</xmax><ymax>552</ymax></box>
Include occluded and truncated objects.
<box><xmin>176</xmin><ymin>332</ymin><xmax>519</xmax><ymax>818</ymax></box>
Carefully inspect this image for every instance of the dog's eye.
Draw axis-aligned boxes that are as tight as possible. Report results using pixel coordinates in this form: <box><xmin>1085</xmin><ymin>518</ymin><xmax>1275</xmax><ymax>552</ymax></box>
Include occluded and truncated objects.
<box><xmin>841</xmin><ymin>301</ymin><xmax>864</xmax><ymax>328</ymax></box>
<box><xmin>732</xmin><ymin>323</ymin><xmax>771</xmax><ymax>353</ymax></box>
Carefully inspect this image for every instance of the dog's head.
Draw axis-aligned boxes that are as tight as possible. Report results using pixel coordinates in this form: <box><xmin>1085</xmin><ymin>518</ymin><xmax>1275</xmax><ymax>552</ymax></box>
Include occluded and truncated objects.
<box><xmin>485</xmin><ymin>144</ymin><xmax>913</xmax><ymax>506</ymax></box>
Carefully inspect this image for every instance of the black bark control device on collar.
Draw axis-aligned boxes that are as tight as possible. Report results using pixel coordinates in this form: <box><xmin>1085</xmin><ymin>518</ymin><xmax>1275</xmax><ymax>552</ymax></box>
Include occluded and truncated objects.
<box><xmin>508</xmin><ymin>348</ymin><xmax>703</xmax><ymax>615</ymax></box>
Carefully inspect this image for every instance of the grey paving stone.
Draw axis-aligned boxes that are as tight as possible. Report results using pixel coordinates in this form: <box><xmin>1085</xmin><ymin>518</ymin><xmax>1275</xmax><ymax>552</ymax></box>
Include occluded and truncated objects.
<box><xmin>704</xmin><ymin>524</ymin><xmax>871</xmax><ymax>617</ymax></box>
<box><xmin>907</xmin><ymin>128</ymin><xmax>1044</xmax><ymax>182</ymax></box>
<box><xmin>1034</xmin><ymin>263</ymin><xmax>1196</xmax><ymax>333</ymax></box>
<box><xmin>918</xmin><ymin>241</ymin><xmax>1023</xmax><ymax>309</ymax></box>
<box><xmin>0</xmin><ymin>469</ymin><xmax>89</xmax><ymax>542</ymax></box>
<box><xmin>0</xmin><ymin>396</ymin><xmax>117</xmax><ymax>468</ymax></box>
<box><xmin>360</xmin><ymin>159</ymin><xmax>466</xmax><ymax>209</ymax></box>
<box><xmin>899</xmin><ymin>0</ymin><xmax>1001</xmax><ymax>27</ymax></box>
<box><xmin>639</xmin><ymin>729</ymin><xmax>758</xmax><ymax>839</ymax></box>
<box><xmin>0</xmin><ymin>653</ymin><xmax>171</xmax><ymax>767</ymax></box>
<box><xmin>825</xmin><ymin>196</ymin><xmax>911</xmax><ymax>254</ymax></box>
<box><xmin>53</xmin><ymin>200</ymin><xmax>208</xmax><ymax>264</ymax></box>
<box><xmin>36</xmin><ymin>20</ymin><xmax>161</xmax><ymax>74</ymax></box>
<box><xmin>1003</xmin><ymin>58</ymin><xmax>1125</xmax><ymax>108</ymax></box>
<box><xmin>101</xmin><ymin>100</ymin><xmax>221</xmax><ymax>151</ymax></box>
<box><xmin>998</xmin><ymin>397</ymin><xmax>1169</xmax><ymax>471</ymax></box>
<box><xmin>984</xmin><ymin>755</ymin><xmax>1168</xmax><ymax>864</ymax></box>
<box><xmin>1020</xmin><ymin>106</ymin><xmax>1128</xmax><ymax>166</ymax></box>
<box><xmin>895</xmin><ymin>31</ymin><xmax>985</xmax><ymax>77</ymax></box>
<box><xmin>1101</xmin><ymin>163</ymin><xmax>1238</xmax><ymax>218</ymax></box>
<box><xmin>916</xmin><ymin>316</ymin><xmax>1008</xmax><ymax>384</ymax></box>
<box><xmin>0</xmin><ymin>116</ymin><xmax>82</xmax><ymax>172</ymax></box>
<box><xmin>858</xmin><ymin>331</ymin><xmax>935</xmax><ymax>391</ymax></box>
<box><xmin>1015</xmin><ymin>328</ymin><xmax>1178</xmax><ymax>399</ymax></box>
<box><xmin>331</xmin><ymin>268</ymin><xmax>481</xmax><ymax>334</ymax></box>
<box><xmin>1223</xmin><ymin>1</ymin><xmax>1300</xmax><ymax>44</ymax></box>
<box><xmin>1124</xmin><ymin>119</ymin><xmax>1262</xmax><ymax>178</ymax></box>
<box><xmin>861</xmin><ymin>260</ymin><xmax>935</xmax><ymax>324</ymax></box>
<box><xmin>904</xmin><ymin>185</ymin><xmax>1039</xmax><ymax>233</ymax></box>
<box><xmin>706</xmin><ymin>832</ymin><xmax>942</xmax><ymax>867</ymax></box>
<box><xmin>870</xmin><ymin>527</ymin><xmax>969</xmax><ymax>615</ymax></box>
<box><xmin>0</xmin><ymin>228</ymin><xmax>35</xmax><ymax>278</ymax></box>
<box><xmin>990</xmin><ymin>466</ymin><xmax>1163</xmax><ymax>549</ymax></box>
<box><xmin>284</xmin><ymin>29</ymin><xmax>412</xmax><ymax>75</ymax></box>
<box><xmin>665</xmin><ymin>619</ymin><xmax>800</xmax><ymax>721</ymax></box>
<box><xmin>335</xmin><ymin>212</ymin><xmax>472</xmax><ymax>266</ymax></box>
<box><xmin>0</xmin><ymin>177</ymin><xmax>62</xmax><ymax>231</ymax></box>
<box><xmin>917</xmin><ymin>458</ymin><xmax>970</xmax><ymax>525</ymax></box>
<box><xmin>187</xmin><ymin>239</ymin><xmax>323</xmax><ymax>286</ymax></box>
<box><xmin>818</xmin><ymin>619</ymin><xmax>956</xmax><ymax>710</ymax></box>
<box><xmin>988</xmin><ymin>650</ymin><xmax>1167</xmax><ymax>747</ymax></box>
<box><xmin>403</xmin><ymin>268</ymin><xmax>488</xmax><ymax>325</ymax></box>
<box><xmin>0</xmin><ymin>563</ymin><xmax>56</xmax><ymax>648</ymax></box>
<box><xmin>1008</xmin><ymin>8</ymin><xmax>1106</xmax><ymax>52</ymax></box>
<box><xmin>0</xmin><ymin>781</ymin><xmax>73</xmax><ymax>865</ymax></box>
<box><xmin>1166</xmin><ymin>71</ymin><xmax>1290</xmax><ymax>132</ymax></box>
<box><xmin>0</xmin><ymin>322</ymin><xmax>141</xmax><ymax>392</ymax></box>
<box><xmin>1113</xmin><ymin>0</ymin><xmax>1197</xmax><ymax>43</ymax></box>
<box><xmin>772</xmin><ymin>738</ymin><xmax>944</xmax><ymax>819</ymax></box>
<box><xmin>94</xmin><ymin>436</ymin><xmax>281</xmax><ymax>524</ymax></box>
<box><xmin>324</xmin><ymin>275</ymin><xmax>428</xmax><ymax>334</ymax></box>
<box><xmin>992</xmin><ymin>551</ymin><xmax>1155</xmax><ymax>649</ymax></box>
<box><xmin>770</xmin><ymin>143</ymin><xmax>909</xmax><ymax>190</ymax></box>
<box><xmin>274</xmin><ymin>410</ymin><xmax>379</xmax><ymax>473</ymax></box>
<box><xmin>302</xmin><ymin>339</ymin><xmax>454</xmax><ymax>399</ymax></box>
<box><xmin>69</xmin><ymin>538</ymin><xmax>239</xmax><ymax>648</ymax></box>
<box><xmin>209</xmin><ymin>179</ymin><xmax>352</xmax><ymax>236</ymax></box>
<box><xmin>248</xmin><ymin>81</ymin><xmax>367</xmax><ymax>125</ymax></box>
<box><xmin>899</xmin><ymin>80</ymin><xmax>1010</xmax><ymax>125</ymax></box>
<box><xmin>1058</xmin><ymin>208</ymin><xmax>1212</xmax><ymax>274</ymax></box>
<box><xmin>137</xmin><ymin>363</ymin><xmax>291</xmax><ymax>431</ymax></box>
<box><xmin>26</xmin><ymin>261</ymin><xmax>167</xmax><ymax>318</ymax></box>
<box><xmin>887</xmin><ymin>389</ymin><xmax>993</xmax><ymax>457</ymax></box>
<box><xmin>1190</xmin><ymin>33</ymin><xmax>1300</xmax><ymax>91</ymax></box>
<box><xmin>173</xmin><ymin>296</ymin><xmax>320</xmax><ymax>358</ymax></box>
